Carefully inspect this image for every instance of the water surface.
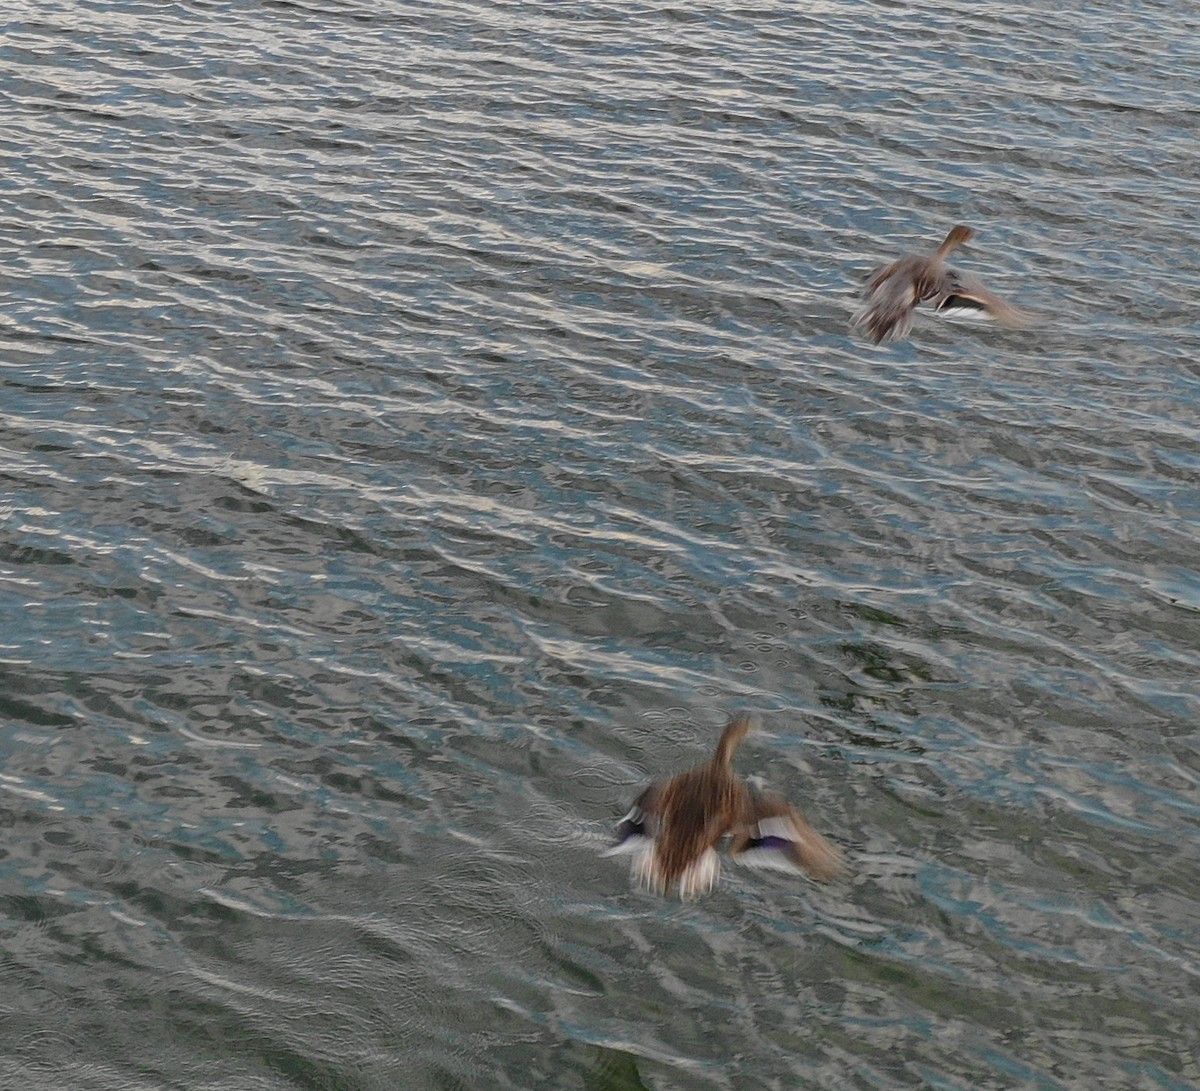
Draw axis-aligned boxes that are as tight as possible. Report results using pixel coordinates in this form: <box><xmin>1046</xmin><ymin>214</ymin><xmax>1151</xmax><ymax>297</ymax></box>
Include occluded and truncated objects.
<box><xmin>1</xmin><ymin>1</ymin><xmax>1198</xmax><ymax>1088</ymax></box>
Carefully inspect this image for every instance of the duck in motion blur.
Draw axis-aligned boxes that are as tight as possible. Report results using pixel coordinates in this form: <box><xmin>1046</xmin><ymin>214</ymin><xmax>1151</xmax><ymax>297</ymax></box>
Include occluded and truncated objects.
<box><xmin>853</xmin><ymin>224</ymin><xmax>1031</xmax><ymax>344</ymax></box>
<box><xmin>603</xmin><ymin>713</ymin><xmax>845</xmax><ymax>899</ymax></box>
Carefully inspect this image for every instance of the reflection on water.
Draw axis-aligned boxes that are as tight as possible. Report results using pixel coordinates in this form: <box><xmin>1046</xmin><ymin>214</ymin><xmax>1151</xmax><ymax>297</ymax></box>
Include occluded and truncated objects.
<box><xmin>1</xmin><ymin>1</ymin><xmax>1198</xmax><ymax>1088</ymax></box>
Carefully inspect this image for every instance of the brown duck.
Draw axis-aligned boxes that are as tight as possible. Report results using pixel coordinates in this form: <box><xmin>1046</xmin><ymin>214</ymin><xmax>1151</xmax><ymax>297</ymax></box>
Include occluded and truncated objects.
<box><xmin>854</xmin><ymin>224</ymin><xmax>1031</xmax><ymax>344</ymax></box>
<box><xmin>604</xmin><ymin>714</ymin><xmax>845</xmax><ymax>898</ymax></box>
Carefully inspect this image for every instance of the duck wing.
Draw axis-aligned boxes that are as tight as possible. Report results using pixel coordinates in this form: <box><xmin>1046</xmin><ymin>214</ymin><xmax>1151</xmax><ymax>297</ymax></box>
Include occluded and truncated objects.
<box><xmin>601</xmin><ymin>782</ymin><xmax>662</xmax><ymax>856</ymax></box>
<box><xmin>728</xmin><ymin>787</ymin><xmax>845</xmax><ymax>881</ymax></box>
<box><xmin>852</xmin><ymin>256</ymin><xmax>935</xmax><ymax>344</ymax></box>
<box><xmin>933</xmin><ymin>269</ymin><xmax>1032</xmax><ymax>327</ymax></box>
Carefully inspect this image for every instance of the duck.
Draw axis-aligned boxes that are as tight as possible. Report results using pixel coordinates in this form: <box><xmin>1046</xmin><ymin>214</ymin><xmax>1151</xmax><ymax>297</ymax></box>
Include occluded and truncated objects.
<box><xmin>853</xmin><ymin>224</ymin><xmax>1031</xmax><ymax>343</ymax></box>
<box><xmin>603</xmin><ymin>713</ymin><xmax>845</xmax><ymax>898</ymax></box>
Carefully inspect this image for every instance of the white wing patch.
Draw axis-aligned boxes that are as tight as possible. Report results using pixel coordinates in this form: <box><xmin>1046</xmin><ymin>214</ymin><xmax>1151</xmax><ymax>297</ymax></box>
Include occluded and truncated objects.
<box><xmin>676</xmin><ymin>849</ymin><xmax>720</xmax><ymax>900</ymax></box>
<box><xmin>632</xmin><ymin>842</ymin><xmax>659</xmax><ymax>890</ymax></box>
<box><xmin>757</xmin><ymin>816</ymin><xmax>800</xmax><ymax>841</ymax></box>
<box><xmin>735</xmin><ymin>846</ymin><xmax>804</xmax><ymax>874</ymax></box>
<box><xmin>601</xmin><ymin>833</ymin><xmax>654</xmax><ymax>858</ymax></box>
<box><xmin>734</xmin><ymin>814</ymin><xmax>806</xmax><ymax>874</ymax></box>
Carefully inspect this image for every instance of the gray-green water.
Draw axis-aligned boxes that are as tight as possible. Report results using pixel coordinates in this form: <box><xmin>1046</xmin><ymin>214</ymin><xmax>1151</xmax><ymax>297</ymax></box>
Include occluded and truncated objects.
<box><xmin>1</xmin><ymin>2</ymin><xmax>1198</xmax><ymax>1088</ymax></box>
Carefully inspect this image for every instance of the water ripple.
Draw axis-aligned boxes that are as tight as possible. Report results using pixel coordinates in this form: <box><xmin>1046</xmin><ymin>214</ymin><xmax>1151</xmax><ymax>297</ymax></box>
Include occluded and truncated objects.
<box><xmin>1</xmin><ymin>1</ymin><xmax>1198</xmax><ymax>1089</ymax></box>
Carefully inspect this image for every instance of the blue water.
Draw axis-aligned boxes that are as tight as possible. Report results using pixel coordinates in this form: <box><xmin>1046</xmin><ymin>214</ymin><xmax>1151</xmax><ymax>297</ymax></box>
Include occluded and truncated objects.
<box><xmin>1</xmin><ymin>1</ymin><xmax>1198</xmax><ymax>1088</ymax></box>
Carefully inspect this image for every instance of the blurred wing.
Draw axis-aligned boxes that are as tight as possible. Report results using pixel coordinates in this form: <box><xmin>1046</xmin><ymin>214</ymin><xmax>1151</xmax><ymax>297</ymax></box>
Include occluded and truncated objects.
<box><xmin>853</xmin><ymin>258</ymin><xmax>922</xmax><ymax>344</ymax></box>
<box><xmin>601</xmin><ymin>783</ymin><xmax>661</xmax><ymax>857</ymax></box>
<box><xmin>729</xmin><ymin>789</ymin><xmax>845</xmax><ymax>881</ymax></box>
<box><xmin>934</xmin><ymin>269</ymin><xmax>1032</xmax><ymax>327</ymax></box>
<box><xmin>852</xmin><ymin>295</ymin><xmax>915</xmax><ymax>344</ymax></box>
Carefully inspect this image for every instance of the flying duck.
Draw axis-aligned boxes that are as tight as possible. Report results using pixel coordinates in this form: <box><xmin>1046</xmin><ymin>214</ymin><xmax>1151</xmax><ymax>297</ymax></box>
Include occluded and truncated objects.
<box><xmin>604</xmin><ymin>714</ymin><xmax>845</xmax><ymax>898</ymax></box>
<box><xmin>854</xmin><ymin>224</ymin><xmax>1031</xmax><ymax>343</ymax></box>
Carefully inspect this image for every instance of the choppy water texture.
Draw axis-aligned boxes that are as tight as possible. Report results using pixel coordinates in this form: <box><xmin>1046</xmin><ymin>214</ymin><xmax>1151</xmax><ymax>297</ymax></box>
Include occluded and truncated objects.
<box><xmin>1</xmin><ymin>1</ymin><xmax>1198</xmax><ymax>1088</ymax></box>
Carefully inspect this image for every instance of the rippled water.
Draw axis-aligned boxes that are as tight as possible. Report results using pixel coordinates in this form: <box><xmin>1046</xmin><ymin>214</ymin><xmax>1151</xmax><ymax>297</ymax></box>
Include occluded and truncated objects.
<box><xmin>2</xmin><ymin>1</ymin><xmax>1198</xmax><ymax>1088</ymax></box>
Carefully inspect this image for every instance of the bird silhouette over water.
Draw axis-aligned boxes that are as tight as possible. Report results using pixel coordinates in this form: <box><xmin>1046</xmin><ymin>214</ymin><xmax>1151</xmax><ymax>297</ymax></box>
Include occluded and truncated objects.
<box><xmin>603</xmin><ymin>714</ymin><xmax>845</xmax><ymax>899</ymax></box>
<box><xmin>854</xmin><ymin>224</ymin><xmax>1031</xmax><ymax>344</ymax></box>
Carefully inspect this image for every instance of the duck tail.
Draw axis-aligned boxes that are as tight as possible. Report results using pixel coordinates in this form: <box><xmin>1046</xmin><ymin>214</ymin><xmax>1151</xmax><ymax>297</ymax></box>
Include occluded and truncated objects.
<box><xmin>713</xmin><ymin>713</ymin><xmax>755</xmax><ymax>767</ymax></box>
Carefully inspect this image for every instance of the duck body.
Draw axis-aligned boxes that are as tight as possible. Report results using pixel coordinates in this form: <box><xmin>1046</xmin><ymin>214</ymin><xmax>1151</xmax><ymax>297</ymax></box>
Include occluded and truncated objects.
<box><xmin>604</xmin><ymin>714</ymin><xmax>844</xmax><ymax>898</ymax></box>
<box><xmin>854</xmin><ymin>224</ymin><xmax>1030</xmax><ymax>343</ymax></box>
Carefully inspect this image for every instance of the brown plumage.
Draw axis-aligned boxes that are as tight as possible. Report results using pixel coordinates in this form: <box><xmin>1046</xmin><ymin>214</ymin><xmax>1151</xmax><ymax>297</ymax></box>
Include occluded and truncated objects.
<box><xmin>604</xmin><ymin>714</ymin><xmax>845</xmax><ymax>898</ymax></box>
<box><xmin>853</xmin><ymin>224</ymin><xmax>1031</xmax><ymax>344</ymax></box>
